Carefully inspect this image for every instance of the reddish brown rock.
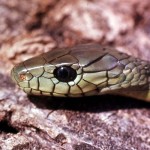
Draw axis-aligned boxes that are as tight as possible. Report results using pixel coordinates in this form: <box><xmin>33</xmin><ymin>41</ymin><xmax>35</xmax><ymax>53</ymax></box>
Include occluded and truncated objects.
<box><xmin>0</xmin><ymin>0</ymin><xmax>150</xmax><ymax>149</ymax></box>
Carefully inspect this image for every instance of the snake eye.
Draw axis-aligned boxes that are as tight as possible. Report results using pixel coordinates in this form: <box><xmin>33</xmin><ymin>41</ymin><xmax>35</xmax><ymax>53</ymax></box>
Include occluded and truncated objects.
<box><xmin>53</xmin><ymin>66</ymin><xmax>77</xmax><ymax>82</ymax></box>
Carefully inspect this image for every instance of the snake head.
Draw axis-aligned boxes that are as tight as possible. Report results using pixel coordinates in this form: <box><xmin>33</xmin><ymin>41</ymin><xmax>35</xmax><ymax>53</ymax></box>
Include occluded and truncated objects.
<box><xmin>11</xmin><ymin>44</ymin><xmax>150</xmax><ymax>99</ymax></box>
<box><xmin>11</xmin><ymin>44</ymin><xmax>110</xmax><ymax>97</ymax></box>
<box><xmin>10</xmin><ymin>44</ymin><xmax>126</xmax><ymax>97</ymax></box>
<box><xmin>11</xmin><ymin>47</ymin><xmax>86</xmax><ymax>96</ymax></box>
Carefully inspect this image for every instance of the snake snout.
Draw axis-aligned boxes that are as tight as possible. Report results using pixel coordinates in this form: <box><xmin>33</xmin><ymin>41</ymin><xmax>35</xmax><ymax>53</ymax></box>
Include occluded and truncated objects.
<box><xmin>11</xmin><ymin>63</ymin><xmax>29</xmax><ymax>85</ymax></box>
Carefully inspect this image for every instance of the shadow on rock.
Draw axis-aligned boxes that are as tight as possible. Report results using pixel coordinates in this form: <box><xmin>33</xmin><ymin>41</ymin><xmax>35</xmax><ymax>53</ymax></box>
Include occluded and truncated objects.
<box><xmin>29</xmin><ymin>94</ymin><xmax>150</xmax><ymax>112</ymax></box>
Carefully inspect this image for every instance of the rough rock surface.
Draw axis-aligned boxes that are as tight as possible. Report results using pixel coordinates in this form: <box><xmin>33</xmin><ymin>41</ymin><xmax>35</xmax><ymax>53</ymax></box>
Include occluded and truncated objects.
<box><xmin>0</xmin><ymin>0</ymin><xmax>150</xmax><ymax>150</ymax></box>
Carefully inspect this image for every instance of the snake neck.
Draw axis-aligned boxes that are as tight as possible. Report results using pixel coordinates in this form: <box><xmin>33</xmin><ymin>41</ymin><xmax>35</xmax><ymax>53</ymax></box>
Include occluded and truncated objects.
<box><xmin>100</xmin><ymin>62</ymin><xmax>150</xmax><ymax>102</ymax></box>
<box><xmin>119</xmin><ymin>64</ymin><xmax>150</xmax><ymax>102</ymax></box>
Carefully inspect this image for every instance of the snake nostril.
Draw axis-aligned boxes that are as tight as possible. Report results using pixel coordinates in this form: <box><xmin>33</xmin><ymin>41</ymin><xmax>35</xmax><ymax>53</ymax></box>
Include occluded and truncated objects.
<box><xmin>19</xmin><ymin>74</ymin><xmax>27</xmax><ymax>81</ymax></box>
<box><xmin>53</xmin><ymin>66</ymin><xmax>77</xmax><ymax>82</ymax></box>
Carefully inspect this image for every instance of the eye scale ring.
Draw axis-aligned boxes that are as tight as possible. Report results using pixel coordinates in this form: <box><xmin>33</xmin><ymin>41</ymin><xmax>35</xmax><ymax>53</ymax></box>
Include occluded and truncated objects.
<box><xmin>53</xmin><ymin>66</ymin><xmax>77</xmax><ymax>82</ymax></box>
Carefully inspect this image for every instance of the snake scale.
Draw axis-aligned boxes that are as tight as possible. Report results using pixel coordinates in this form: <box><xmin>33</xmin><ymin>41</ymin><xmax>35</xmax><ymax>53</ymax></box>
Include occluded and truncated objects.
<box><xmin>11</xmin><ymin>44</ymin><xmax>150</xmax><ymax>101</ymax></box>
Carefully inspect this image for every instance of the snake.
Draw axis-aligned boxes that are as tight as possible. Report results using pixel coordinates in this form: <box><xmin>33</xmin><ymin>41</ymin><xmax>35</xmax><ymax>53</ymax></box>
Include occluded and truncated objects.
<box><xmin>11</xmin><ymin>43</ymin><xmax>150</xmax><ymax>102</ymax></box>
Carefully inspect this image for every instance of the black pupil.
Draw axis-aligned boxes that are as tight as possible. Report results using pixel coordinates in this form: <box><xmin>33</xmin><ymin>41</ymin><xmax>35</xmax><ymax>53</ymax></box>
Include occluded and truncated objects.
<box><xmin>54</xmin><ymin>66</ymin><xmax>77</xmax><ymax>82</ymax></box>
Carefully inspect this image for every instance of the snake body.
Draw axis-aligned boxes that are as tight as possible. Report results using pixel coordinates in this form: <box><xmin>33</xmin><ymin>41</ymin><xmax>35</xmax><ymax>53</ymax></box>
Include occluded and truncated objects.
<box><xmin>11</xmin><ymin>44</ymin><xmax>150</xmax><ymax>101</ymax></box>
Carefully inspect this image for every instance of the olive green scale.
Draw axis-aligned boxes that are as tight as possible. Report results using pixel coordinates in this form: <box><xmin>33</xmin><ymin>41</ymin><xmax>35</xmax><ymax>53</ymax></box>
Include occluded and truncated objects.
<box><xmin>11</xmin><ymin>44</ymin><xmax>150</xmax><ymax>101</ymax></box>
